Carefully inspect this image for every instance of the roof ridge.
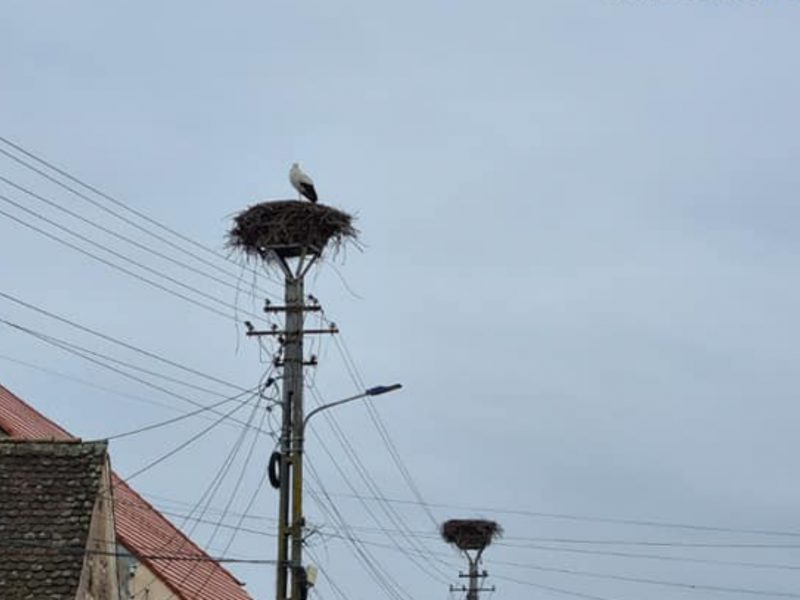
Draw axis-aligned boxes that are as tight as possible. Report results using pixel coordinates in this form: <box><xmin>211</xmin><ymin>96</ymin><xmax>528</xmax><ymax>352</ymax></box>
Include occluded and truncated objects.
<box><xmin>0</xmin><ymin>437</ymin><xmax>86</xmax><ymax>444</ymax></box>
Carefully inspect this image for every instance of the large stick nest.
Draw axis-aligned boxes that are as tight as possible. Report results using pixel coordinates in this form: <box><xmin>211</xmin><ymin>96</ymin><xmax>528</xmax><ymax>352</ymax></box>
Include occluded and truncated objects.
<box><xmin>227</xmin><ymin>200</ymin><xmax>359</xmax><ymax>261</ymax></box>
<box><xmin>440</xmin><ymin>519</ymin><xmax>503</xmax><ymax>551</ymax></box>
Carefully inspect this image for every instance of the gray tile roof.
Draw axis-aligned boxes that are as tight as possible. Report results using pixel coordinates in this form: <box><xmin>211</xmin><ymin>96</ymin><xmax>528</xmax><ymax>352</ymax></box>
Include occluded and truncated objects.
<box><xmin>0</xmin><ymin>439</ymin><xmax>108</xmax><ymax>600</ymax></box>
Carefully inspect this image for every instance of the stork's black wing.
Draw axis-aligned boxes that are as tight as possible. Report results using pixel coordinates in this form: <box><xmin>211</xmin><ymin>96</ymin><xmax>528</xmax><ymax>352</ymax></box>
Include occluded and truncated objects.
<box><xmin>301</xmin><ymin>182</ymin><xmax>318</xmax><ymax>203</ymax></box>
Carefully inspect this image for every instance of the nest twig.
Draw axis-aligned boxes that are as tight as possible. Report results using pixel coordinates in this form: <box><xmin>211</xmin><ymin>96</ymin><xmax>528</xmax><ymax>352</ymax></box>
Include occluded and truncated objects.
<box><xmin>227</xmin><ymin>200</ymin><xmax>359</xmax><ymax>262</ymax></box>
<box><xmin>440</xmin><ymin>519</ymin><xmax>503</xmax><ymax>551</ymax></box>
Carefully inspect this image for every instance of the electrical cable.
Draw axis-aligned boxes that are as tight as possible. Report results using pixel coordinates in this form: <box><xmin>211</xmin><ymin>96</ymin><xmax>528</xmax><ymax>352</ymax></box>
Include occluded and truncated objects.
<box><xmin>497</xmin><ymin>538</ymin><xmax>800</xmax><ymax>549</ymax></box>
<box><xmin>184</xmin><ymin>384</ymin><xmax>275</xmax><ymax>599</ymax></box>
<box><xmin>122</xmin><ymin>491</ymin><xmax>800</xmax><ymax>555</ymax></box>
<box><xmin>6</xmin><ymin>327</ymin><xmax>238</xmax><ymax>400</ymax></box>
<box><xmin>312</xmin><ymin>489</ymin><xmax>800</xmax><ymax>541</ymax></box>
<box><xmin>305</xmin><ymin>546</ymin><xmax>352</xmax><ymax>600</ymax></box>
<box><xmin>130</xmin><ymin>385</ymin><xmax>267</xmax><ymax>598</ymax></box>
<box><xmin>119</xmin><ymin>389</ymin><xmax>259</xmax><ymax>483</ymax></box>
<box><xmin>319</xmin><ymin>529</ymin><xmax>800</xmax><ymax>581</ymax></box>
<box><xmin>495</xmin><ymin>560</ymin><xmax>800</xmax><ymax>598</ymax></box>
<box><xmin>0</xmin><ymin>538</ymin><xmax>275</xmax><ymax>564</ymax></box>
<box><xmin>0</xmin><ymin>137</ymin><xmax>281</xmax><ymax>300</ymax></box>
<box><xmin>305</xmin><ymin>453</ymin><xmax>416</xmax><ymax>600</ymax></box>
<box><xmin>105</xmin><ymin>385</ymin><xmax>262</xmax><ymax>440</ymax></box>
<box><xmin>0</xmin><ymin>205</ymin><xmax>235</xmax><ymax>321</ymax></box>
<box><xmin>0</xmin><ymin>290</ymin><xmax>245</xmax><ymax>392</ymax></box>
<box><xmin>306</xmin><ymin>381</ymin><xmax>452</xmax><ymax>584</ymax></box>
<box><xmin>331</xmin><ymin>330</ymin><xmax>440</xmax><ymax>529</ymax></box>
<box><xmin>491</xmin><ymin>574</ymin><xmax>618</xmax><ymax>600</ymax></box>
<box><xmin>0</xmin><ymin>318</ymin><xmax>272</xmax><ymax>435</ymax></box>
<box><xmin>306</xmin><ymin>420</ymin><xmax>450</xmax><ymax>585</ymax></box>
<box><xmin>306</xmin><ymin>375</ymin><xmax>450</xmax><ymax>577</ymax></box>
<box><xmin>303</xmin><ymin>462</ymin><xmax>412</xmax><ymax>600</ymax></box>
<box><xmin>111</xmin><ymin>502</ymin><xmax>800</xmax><ymax>576</ymax></box>
<box><xmin>490</xmin><ymin>542</ymin><xmax>800</xmax><ymax>572</ymax></box>
<box><xmin>0</xmin><ymin>174</ymin><xmax>266</xmax><ymax>300</ymax></box>
<box><xmin>0</xmin><ymin>192</ymin><xmax>265</xmax><ymax>322</ymax></box>
<box><xmin>0</xmin><ymin>352</ymin><xmax>190</xmax><ymax>414</ymax></box>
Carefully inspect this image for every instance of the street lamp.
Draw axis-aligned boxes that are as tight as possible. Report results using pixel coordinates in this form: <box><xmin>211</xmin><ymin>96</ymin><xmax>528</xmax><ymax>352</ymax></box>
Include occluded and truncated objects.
<box><xmin>303</xmin><ymin>383</ymin><xmax>403</xmax><ymax>432</ymax></box>
<box><xmin>289</xmin><ymin>382</ymin><xmax>402</xmax><ymax>599</ymax></box>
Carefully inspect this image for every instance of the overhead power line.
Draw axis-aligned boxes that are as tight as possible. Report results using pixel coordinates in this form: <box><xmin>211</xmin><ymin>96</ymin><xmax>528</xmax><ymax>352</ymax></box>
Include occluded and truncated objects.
<box><xmin>497</xmin><ymin>538</ymin><xmax>800</xmax><ymax>549</ymax></box>
<box><xmin>110</xmin><ymin>502</ymin><xmax>800</xmax><ymax>576</ymax></box>
<box><xmin>495</xmin><ymin>560</ymin><xmax>800</xmax><ymax>598</ymax></box>
<box><xmin>491</xmin><ymin>542</ymin><xmax>800</xmax><ymax>572</ymax></box>
<box><xmin>305</xmin><ymin>547</ymin><xmax>352</xmax><ymax>600</ymax></box>
<box><xmin>0</xmin><ymin>174</ymin><xmax>266</xmax><ymax>300</ymax></box>
<box><xmin>331</xmin><ymin>331</ymin><xmax>440</xmax><ymax>528</ymax></box>
<box><xmin>0</xmin><ymin>317</ymin><xmax>272</xmax><ymax>436</ymax></box>
<box><xmin>113</xmin><ymin>389</ymin><xmax>260</xmax><ymax>483</ymax></box>
<box><xmin>0</xmin><ymin>290</ymin><xmax>244</xmax><ymax>392</ymax></box>
<box><xmin>0</xmin><ymin>192</ymin><xmax>264</xmax><ymax>322</ymax></box>
<box><xmin>321</xmin><ymin>490</ymin><xmax>800</xmax><ymax>540</ymax></box>
<box><xmin>0</xmin><ymin>204</ymin><xmax>236</xmax><ymax>321</ymax></box>
<box><xmin>344</xmin><ymin>532</ymin><xmax>800</xmax><ymax>574</ymax></box>
<box><xmin>304</xmin><ymin>457</ymin><xmax>414</xmax><ymax>600</ymax></box>
<box><xmin>1</xmin><ymin>538</ymin><xmax>274</xmax><ymax>564</ymax></box>
<box><xmin>0</xmin><ymin>136</ymin><xmax>281</xmax><ymax>300</ymax></box>
<box><xmin>306</xmin><ymin>380</ymin><xmax>452</xmax><ymax>584</ymax></box>
<box><xmin>492</xmin><ymin>575</ymin><xmax>617</xmax><ymax>600</ymax></box>
<box><xmin>0</xmin><ymin>352</ymin><xmax>191</xmax><ymax>414</ymax></box>
<box><xmin>174</xmin><ymin>385</ymin><xmax>274</xmax><ymax>598</ymax></box>
<box><xmin>307</xmin><ymin>537</ymin><xmax>800</xmax><ymax>598</ymax></box>
<box><xmin>127</xmin><ymin>392</ymin><xmax>270</xmax><ymax>598</ymax></box>
<box><xmin>105</xmin><ymin>384</ymin><xmax>266</xmax><ymax>441</ymax></box>
<box><xmin>8</xmin><ymin>327</ymin><xmax>233</xmax><ymax>400</ymax></box>
<box><xmin>129</xmin><ymin>489</ymin><xmax>800</xmax><ymax>553</ymax></box>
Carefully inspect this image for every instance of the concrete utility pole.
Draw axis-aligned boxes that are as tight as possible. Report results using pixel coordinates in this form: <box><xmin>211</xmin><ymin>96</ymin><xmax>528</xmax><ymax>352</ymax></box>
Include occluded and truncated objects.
<box><xmin>250</xmin><ymin>254</ymin><xmax>329</xmax><ymax>600</ymax></box>
<box><xmin>286</xmin><ymin>272</ymin><xmax>306</xmax><ymax>600</ymax></box>
<box><xmin>279</xmin><ymin>270</ymin><xmax>304</xmax><ymax>600</ymax></box>
<box><xmin>251</xmin><ymin>277</ymin><xmax>399</xmax><ymax>600</ymax></box>
<box><xmin>457</xmin><ymin>557</ymin><xmax>490</xmax><ymax>600</ymax></box>
<box><xmin>228</xmin><ymin>196</ymin><xmax>359</xmax><ymax>600</ymax></box>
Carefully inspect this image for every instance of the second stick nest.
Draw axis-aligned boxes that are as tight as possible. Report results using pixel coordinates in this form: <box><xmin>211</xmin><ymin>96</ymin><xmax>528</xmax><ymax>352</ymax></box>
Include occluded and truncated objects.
<box><xmin>441</xmin><ymin>519</ymin><xmax>503</xmax><ymax>551</ymax></box>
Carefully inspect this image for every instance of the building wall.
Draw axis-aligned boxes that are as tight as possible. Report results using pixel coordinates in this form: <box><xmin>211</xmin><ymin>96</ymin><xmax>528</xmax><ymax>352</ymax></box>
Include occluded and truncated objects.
<box><xmin>117</xmin><ymin>544</ymin><xmax>178</xmax><ymax>600</ymax></box>
<box><xmin>76</xmin><ymin>461</ymin><xmax>120</xmax><ymax>600</ymax></box>
<box><xmin>126</xmin><ymin>559</ymin><xmax>176</xmax><ymax>600</ymax></box>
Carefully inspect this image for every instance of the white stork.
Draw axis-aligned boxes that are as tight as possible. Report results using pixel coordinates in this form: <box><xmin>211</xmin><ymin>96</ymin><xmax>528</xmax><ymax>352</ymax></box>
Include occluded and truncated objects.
<box><xmin>289</xmin><ymin>163</ymin><xmax>318</xmax><ymax>203</ymax></box>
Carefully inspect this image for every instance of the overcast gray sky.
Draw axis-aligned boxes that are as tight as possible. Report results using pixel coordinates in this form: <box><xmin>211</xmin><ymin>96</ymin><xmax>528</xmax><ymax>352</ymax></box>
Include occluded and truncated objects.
<box><xmin>2</xmin><ymin>1</ymin><xmax>800</xmax><ymax>599</ymax></box>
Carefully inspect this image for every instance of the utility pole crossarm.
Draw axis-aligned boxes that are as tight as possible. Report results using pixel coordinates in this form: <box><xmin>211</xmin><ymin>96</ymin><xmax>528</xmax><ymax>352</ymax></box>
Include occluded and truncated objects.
<box><xmin>245</xmin><ymin>327</ymin><xmax>339</xmax><ymax>337</ymax></box>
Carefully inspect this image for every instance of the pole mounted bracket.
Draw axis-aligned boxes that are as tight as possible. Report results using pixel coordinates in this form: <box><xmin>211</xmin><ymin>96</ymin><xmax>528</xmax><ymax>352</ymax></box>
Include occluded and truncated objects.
<box><xmin>264</xmin><ymin>303</ymin><xmax>322</xmax><ymax>313</ymax></box>
<box><xmin>449</xmin><ymin>585</ymin><xmax>496</xmax><ymax>592</ymax></box>
<box><xmin>247</xmin><ymin>326</ymin><xmax>339</xmax><ymax>337</ymax></box>
<box><xmin>273</xmin><ymin>356</ymin><xmax>318</xmax><ymax>367</ymax></box>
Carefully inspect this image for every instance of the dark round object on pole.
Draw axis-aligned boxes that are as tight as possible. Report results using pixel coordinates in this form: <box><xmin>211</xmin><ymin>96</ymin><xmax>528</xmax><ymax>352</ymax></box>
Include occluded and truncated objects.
<box><xmin>440</xmin><ymin>519</ymin><xmax>503</xmax><ymax>552</ymax></box>
<box><xmin>268</xmin><ymin>451</ymin><xmax>282</xmax><ymax>489</ymax></box>
<box><xmin>227</xmin><ymin>200</ymin><xmax>359</xmax><ymax>262</ymax></box>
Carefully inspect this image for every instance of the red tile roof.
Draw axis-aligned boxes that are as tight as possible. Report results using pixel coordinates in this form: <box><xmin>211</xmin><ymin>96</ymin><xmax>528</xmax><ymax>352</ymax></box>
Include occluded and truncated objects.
<box><xmin>0</xmin><ymin>384</ymin><xmax>253</xmax><ymax>600</ymax></box>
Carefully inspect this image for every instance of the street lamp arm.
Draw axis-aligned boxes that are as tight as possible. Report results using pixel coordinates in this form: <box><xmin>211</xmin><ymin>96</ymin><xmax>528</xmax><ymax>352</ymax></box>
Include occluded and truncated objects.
<box><xmin>302</xmin><ymin>383</ymin><xmax>402</xmax><ymax>432</ymax></box>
